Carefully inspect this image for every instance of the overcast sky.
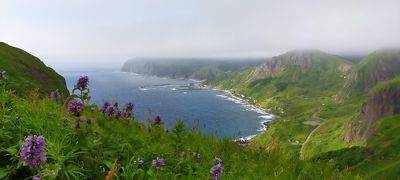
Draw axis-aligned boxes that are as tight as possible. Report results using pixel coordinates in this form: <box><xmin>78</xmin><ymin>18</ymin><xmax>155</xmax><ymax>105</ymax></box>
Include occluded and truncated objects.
<box><xmin>1</xmin><ymin>0</ymin><xmax>400</xmax><ymax>70</ymax></box>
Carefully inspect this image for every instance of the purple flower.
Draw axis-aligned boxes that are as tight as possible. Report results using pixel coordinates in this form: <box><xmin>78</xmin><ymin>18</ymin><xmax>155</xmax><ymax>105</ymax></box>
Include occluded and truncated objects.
<box><xmin>104</xmin><ymin>106</ymin><xmax>115</xmax><ymax>116</ymax></box>
<box><xmin>152</xmin><ymin>116</ymin><xmax>162</xmax><ymax>126</ymax></box>
<box><xmin>75</xmin><ymin>76</ymin><xmax>89</xmax><ymax>89</ymax></box>
<box><xmin>210</xmin><ymin>163</ymin><xmax>223</xmax><ymax>180</ymax></box>
<box><xmin>124</xmin><ymin>102</ymin><xmax>134</xmax><ymax>111</ymax></box>
<box><xmin>20</xmin><ymin>135</ymin><xmax>46</xmax><ymax>168</ymax></box>
<box><xmin>33</xmin><ymin>176</ymin><xmax>41</xmax><ymax>180</ymax></box>
<box><xmin>49</xmin><ymin>90</ymin><xmax>62</xmax><ymax>103</ymax></box>
<box><xmin>100</xmin><ymin>101</ymin><xmax>110</xmax><ymax>113</ymax></box>
<box><xmin>152</xmin><ymin>157</ymin><xmax>165</xmax><ymax>167</ymax></box>
<box><xmin>67</xmin><ymin>99</ymin><xmax>83</xmax><ymax>116</ymax></box>
<box><xmin>88</xmin><ymin>118</ymin><xmax>96</xmax><ymax>124</ymax></box>
<box><xmin>79</xmin><ymin>116</ymin><xmax>87</xmax><ymax>122</ymax></box>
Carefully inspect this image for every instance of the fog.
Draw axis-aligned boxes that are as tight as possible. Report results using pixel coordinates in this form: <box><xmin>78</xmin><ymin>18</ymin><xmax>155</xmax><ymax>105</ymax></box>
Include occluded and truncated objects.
<box><xmin>1</xmin><ymin>0</ymin><xmax>400</xmax><ymax>70</ymax></box>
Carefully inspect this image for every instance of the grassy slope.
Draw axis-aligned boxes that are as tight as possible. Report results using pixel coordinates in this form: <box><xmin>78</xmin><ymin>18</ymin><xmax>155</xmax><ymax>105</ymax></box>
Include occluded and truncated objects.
<box><xmin>210</xmin><ymin>51</ymin><xmax>360</xmax><ymax>155</ymax></box>
<box><xmin>0</xmin><ymin>83</ymin><xmax>354</xmax><ymax>179</ymax></box>
<box><xmin>0</xmin><ymin>42</ymin><xmax>69</xmax><ymax>95</ymax></box>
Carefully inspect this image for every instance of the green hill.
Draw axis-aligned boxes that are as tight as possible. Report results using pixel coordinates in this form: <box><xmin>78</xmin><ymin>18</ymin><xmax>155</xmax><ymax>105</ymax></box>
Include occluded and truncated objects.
<box><xmin>121</xmin><ymin>58</ymin><xmax>264</xmax><ymax>81</ymax></box>
<box><xmin>1</xmin><ymin>73</ymin><xmax>399</xmax><ymax>179</ymax></box>
<box><xmin>0</xmin><ymin>42</ymin><xmax>68</xmax><ymax>95</ymax></box>
<box><xmin>205</xmin><ymin>50</ymin><xmax>354</xmax><ymax>151</ymax></box>
<box><xmin>341</xmin><ymin>49</ymin><xmax>400</xmax><ymax>98</ymax></box>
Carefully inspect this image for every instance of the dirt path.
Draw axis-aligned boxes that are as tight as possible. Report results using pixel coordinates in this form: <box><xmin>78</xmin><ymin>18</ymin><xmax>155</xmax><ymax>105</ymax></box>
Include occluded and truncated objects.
<box><xmin>299</xmin><ymin>123</ymin><xmax>323</xmax><ymax>160</ymax></box>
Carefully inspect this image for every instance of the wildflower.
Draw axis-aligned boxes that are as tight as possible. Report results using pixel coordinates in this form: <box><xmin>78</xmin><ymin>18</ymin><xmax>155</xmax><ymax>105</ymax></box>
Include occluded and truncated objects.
<box><xmin>33</xmin><ymin>176</ymin><xmax>41</xmax><ymax>180</ymax></box>
<box><xmin>79</xmin><ymin>116</ymin><xmax>87</xmax><ymax>122</ymax></box>
<box><xmin>67</xmin><ymin>99</ymin><xmax>83</xmax><ymax>116</ymax></box>
<box><xmin>104</xmin><ymin>105</ymin><xmax>115</xmax><ymax>116</ymax></box>
<box><xmin>100</xmin><ymin>101</ymin><xmax>110</xmax><ymax>113</ymax></box>
<box><xmin>71</xmin><ymin>121</ymin><xmax>80</xmax><ymax>129</ymax></box>
<box><xmin>151</xmin><ymin>157</ymin><xmax>165</xmax><ymax>168</ymax></box>
<box><xmin>88</xmin><ymin>118</ymin><xmax>96</xmax><ymax>124</ymax></box>
<box><xmin>213</xmin><ymin>157</ymin><xmax>222</xmax><ymax>164</ymax></box>
<box><xmin>20</xmin><ymin>135</ymin><xmax>46</xmax><ymax>168</ymax></box>
<box><xmin>134</xmin><ymin>158</ymin><xmax>144</xmax><ymax>166</ymax></box>
<box><xmin>49</xmin><ymin>90</ymin><xmax>62</xmax><ymax>103</ymax></box>
<box><xmin>0</xmin><ymin>70</ymin><xmax>6</xmax><ymax>80</ymax></box>
<box><xmin>210</xmin><ymin>163</ymin><xmax>223</xmax><ymax>180</ymax></box>
<box><xmin>124</xmin><ymin>102</ymin><xmax>134</xmax><ymax>111</ymax></box>
<box><xmin>152</xmin><ymin>116</ymin><xmax>162</xmax><ymax>126</ymax></box>
<box><xmin>75</xmin><ymin>76</ymin><xmax>89</xmax><ymax>89</ymax></box>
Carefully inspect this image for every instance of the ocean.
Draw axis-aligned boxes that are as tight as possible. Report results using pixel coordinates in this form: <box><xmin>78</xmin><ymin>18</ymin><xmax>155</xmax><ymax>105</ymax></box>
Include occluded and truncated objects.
<box><xmin>61</xmin><ymin>70</ymin><xmax>274</xmax><ymax>139</ymax></box>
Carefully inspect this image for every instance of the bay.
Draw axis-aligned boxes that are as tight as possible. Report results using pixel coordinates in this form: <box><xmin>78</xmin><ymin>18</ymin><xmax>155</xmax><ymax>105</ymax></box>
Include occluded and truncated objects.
<box><xmin>61</xmin><ymin>70</ymin><xmax>274</xmax><ymax>139</ymax></box>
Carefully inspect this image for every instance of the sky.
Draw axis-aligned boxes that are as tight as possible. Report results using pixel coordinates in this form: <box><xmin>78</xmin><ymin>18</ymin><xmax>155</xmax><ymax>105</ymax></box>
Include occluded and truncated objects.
<box><xmin>1</xmin><ymin>0</ymin><xmax>400</xmax><ymax>70</ymax></box>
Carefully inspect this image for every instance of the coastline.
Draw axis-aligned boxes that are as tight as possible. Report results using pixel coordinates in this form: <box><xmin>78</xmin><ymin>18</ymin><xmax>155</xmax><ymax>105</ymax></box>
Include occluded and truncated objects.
<box><xmin>210</xmin><ymin>87</ymin><xmax>276</xmax><ymax>142</ymax></box>
<box><xmin>122</xmin><ymin>71</ymin><xmax>276</xmax><ymax>141</ymax></box>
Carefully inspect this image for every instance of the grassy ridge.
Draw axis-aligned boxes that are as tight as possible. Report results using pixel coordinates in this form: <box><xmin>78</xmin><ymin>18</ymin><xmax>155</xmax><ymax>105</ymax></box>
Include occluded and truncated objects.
<box><xmin>0</xmin><ymin>42</ymin><xmax>69</xmax><ymax>95</ymax></box>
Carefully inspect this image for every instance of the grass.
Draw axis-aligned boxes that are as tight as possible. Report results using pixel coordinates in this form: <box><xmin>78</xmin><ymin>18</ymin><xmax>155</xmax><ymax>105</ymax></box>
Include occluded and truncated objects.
<box><xmin>0</xmin><ymin>79</ymin><xmax>360</xmax><ymax>179</ymax></box>
<box><xmin>0</xmin><ymin>42</ymin><xmax>69</xmax><ymax>95</ymax></box>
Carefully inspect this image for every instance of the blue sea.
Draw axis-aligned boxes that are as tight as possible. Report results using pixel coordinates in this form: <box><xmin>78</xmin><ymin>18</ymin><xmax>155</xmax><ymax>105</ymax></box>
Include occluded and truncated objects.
<box><xmin>61</xmin><ymin>70</ymin><xmax>274</xmax><ymax>139</ymax></box>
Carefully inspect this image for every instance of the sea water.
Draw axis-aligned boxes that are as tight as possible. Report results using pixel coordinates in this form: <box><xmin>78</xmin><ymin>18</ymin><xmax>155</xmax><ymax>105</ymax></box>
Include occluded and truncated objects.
<box><xmin>62</xmin><ymin>70</ymin><xmax>274</xmax><ymax>139</ymax></box>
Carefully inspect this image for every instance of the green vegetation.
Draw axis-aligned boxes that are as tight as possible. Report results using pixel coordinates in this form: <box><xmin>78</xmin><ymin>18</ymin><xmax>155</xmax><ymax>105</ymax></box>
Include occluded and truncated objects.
<box><xmin>369</xmin><ymin>76</ymin><xmax>400</xmax><ymax>94</ymax></box>
<box><xmin>2</xmin><ymin>44</ymin><xmax>400</xmax><ymax>178</ymax></box>
<box><xmin>0</xmin><ymin>42</ymin><xmax>68</xmax><ymax>95</ymax></box>
<box><xmin>0</xmin><ymin>78</ymin><xmax>359</xmax><ymax>179</ymax></box>
<box><xmin>121</xmin><ymin>58</ymin><xmax>264</xmax><ymax>81</ymax></box>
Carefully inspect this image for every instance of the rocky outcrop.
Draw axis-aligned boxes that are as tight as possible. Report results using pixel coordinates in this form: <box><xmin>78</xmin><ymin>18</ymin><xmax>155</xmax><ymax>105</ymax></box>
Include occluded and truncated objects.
<box><xmin>343</xmin><ymin>86</ymin><xmax>400</xmax><ymax>142</ymax></box>
<box><xmin>248</xmin><ymin>50</ymin><xmax>350</xmax><ymax>80</ymax></box>
<box><xmin>348</xmin><ymin>49</ymin><xmax>400</xmax><ymax>93</ymax></box>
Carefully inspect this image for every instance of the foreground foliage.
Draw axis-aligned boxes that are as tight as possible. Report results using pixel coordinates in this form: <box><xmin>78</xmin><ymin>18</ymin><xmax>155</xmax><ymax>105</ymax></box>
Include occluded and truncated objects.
<box><xmin>0</xmin><ymin>78</ymin><xmax>360</xmax><ymax>179</ymax></box>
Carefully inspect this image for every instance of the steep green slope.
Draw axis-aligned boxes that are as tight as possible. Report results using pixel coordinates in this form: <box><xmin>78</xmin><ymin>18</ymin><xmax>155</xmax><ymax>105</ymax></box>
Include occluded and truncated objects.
<box><xmin>0</xmin><ymin>42</ymin><xmax>68</xmax><ymax>95</ymax></box>
<box><xmin>341</xmin><ymin>49</ymin><xmax>400</xmax><ymax>98</ymax></box>
<box><xmin>209</xmin><ymin>50</ymin><xmax>356</xmax><ymax>154</ymax></box>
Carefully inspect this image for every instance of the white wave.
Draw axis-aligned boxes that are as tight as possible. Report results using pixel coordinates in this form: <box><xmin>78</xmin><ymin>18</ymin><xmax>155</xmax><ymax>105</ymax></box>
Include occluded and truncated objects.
<box><xmin>236</xmin><ymin>134</ymin><xmax>257</xmax><ymax>142</ymax></box>
<box><xmin>171</xmin><ymin>88</ymin><xmax>177</xmax><ymax>91</ymax></box>
<box><xmin>139</xmin><ymin>87</ymin><xmax>149</xmax><ymax>91</ymax></box>
<box><xmin>259</xmin><ymin>115</ymin><xmax>274</xmax><ymax>120</ymax></box>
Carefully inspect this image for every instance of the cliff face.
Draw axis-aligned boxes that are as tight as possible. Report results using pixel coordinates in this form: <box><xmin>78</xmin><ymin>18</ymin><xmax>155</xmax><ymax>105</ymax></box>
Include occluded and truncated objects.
<box><xmin>343</xmin><ymin>80</ymin><xmax>400</xmax><ymax>142</ymax></box>
<box><xmin>0</xmin><ymin>42</ymin><xmax>69</xmax><ymax>95</ymax></box>
<box><xmin>346</xmin><ymin>50</ymin><xmax>400</xmax><ymax>93</ymax></box>
<box><xmin>249</xmin><ymin>50</ymin><xmax>351</xmax><ymax>80</ymax></box>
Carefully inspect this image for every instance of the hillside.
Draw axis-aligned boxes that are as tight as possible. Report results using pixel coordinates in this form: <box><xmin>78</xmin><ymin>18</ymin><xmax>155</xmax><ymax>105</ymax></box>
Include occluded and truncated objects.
<box><xmin>341</xmin><ymin>49</ymin><xmax>400</xmax><ymax>98</ymax></box>
<box><xmin>0</xmin><ymin>42</ymin><xmax>69</xmax><ymax>95</ymax></box>
<box><xmin>2</xmin><ymin>73</ymin><xmax>400</xmax><ymax>179</ymax></box>
<box><xmin>121</xmin><ymin>58</ymin><xmax>264</xmax><ymax>81</ymax></box>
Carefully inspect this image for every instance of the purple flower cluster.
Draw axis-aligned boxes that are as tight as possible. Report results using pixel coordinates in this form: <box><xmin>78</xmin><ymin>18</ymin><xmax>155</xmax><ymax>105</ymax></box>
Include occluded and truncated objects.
<box><xmin>67</xmin><ymin>99</ymin><xmax>83</xmax><ymax>116</ymax></box>
<box><xmin>100</xmin><ymin>101</ymin><xmax>134</xmax><ymax>121</ymax></box>
<box><xmin>210</xmin><ymin>157</ymin><xmax>223</xmax><ymax>180</ymax></box>
<box><xmin>75</xmin><ymin>76</ymin><xmax>89</xmax><ymax>89</ymax></box>
<box><xmin>152</xmin><ymin>157</ymin><xmax>165</xmax><ymax>168</ymax></box>
<box><xmin>33</xmin><ymin>176</ymin><xmax>41</xmax><ymax>180</ymax></box>
<box><xmin>20</xmin><ymin>135</ymin><xmax>46</xmax><ymax>168</ymax></box>
<box><xmin>152</xmin><ymin>116</ymin><xmax>162</xmax><ymax>126</ymax></box>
